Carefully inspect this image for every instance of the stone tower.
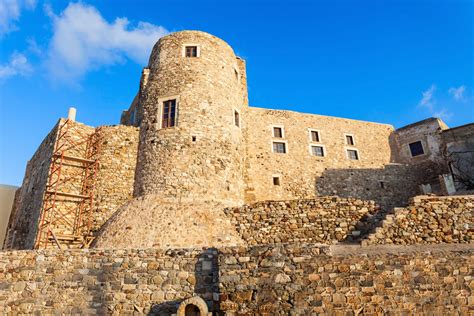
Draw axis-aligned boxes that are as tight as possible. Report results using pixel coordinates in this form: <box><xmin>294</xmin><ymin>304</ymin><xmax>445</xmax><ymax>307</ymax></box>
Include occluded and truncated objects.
<box><xmin>134</xmin><ymin>30</ymin><xmax>248</xmax><ymax>206</ymax></box>
<box><xmin>92</xmin><ymin>31</ymin><xmax>247</xmax><ymax>249</ymax></box>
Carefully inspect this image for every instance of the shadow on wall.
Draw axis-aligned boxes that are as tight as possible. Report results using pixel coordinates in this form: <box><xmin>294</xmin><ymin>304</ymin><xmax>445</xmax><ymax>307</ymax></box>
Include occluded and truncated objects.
<box><xmin>148</xmin><ymin>248</ymin><xmax>220</xmax><ymax>316</ymax></box>
<box><xmin>316</xmin><ymin>164</ymin><xmax>427</xmax><ymax>210</ymax></box>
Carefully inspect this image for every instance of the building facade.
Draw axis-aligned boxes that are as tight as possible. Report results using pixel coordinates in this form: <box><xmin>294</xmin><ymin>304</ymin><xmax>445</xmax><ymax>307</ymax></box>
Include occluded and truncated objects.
<box><xmin>3</xmin><ymin>30</ymin><xmax>471</xmax><ymax>250</ymax></box>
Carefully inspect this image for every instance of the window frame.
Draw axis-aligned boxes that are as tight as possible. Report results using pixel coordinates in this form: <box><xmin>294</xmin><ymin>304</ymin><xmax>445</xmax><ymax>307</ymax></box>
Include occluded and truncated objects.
<box><xmin>272</xmin><ymin>124</ymin><xmax>285</xmax><ymax>139</ymax></box>
<box><xmin>346</xmin><ymin>148</ymin><xmax>360</xmax><ymax>160</ymax></box>
<box><xmin>308</xmin><ymin>129</ymin><xmax>321</xmax><ymax>143</ymax></box>
<box><xmin>272</xmin><ymin>175</ymin><xmax>281</xmax><ymax>186</ymax></box>
<box><xmin>271</xmin><ymin>140</ymin><xmax>288</xmax><ymax>154</ymax></box>
<box><xmin>309</xmin><ymin>144</ymin><xmax>326</xmax><ymax>157</ymax></box>
<box><xmin>233</xmin><ymin>108</ymin><xmax>241</xmax><ymax>128</ymax></box>
<box><xmin>182</xmin><ymin>44</ymin><xmax>201</xmax><ymax>58</ymax></box>
<box><xmin>408</xmin><ymin>140</ymin><xmax>425</xmax><ymax>157</ymax></box>
<box><xmin>344</xmin><ymin>133</ymin><xmax>355</xmax><ymax>146</ymax></box>
<box><xmin>157</xmin><ymin>96</ymin><xmax>179</xmax><ymax>129</ymax></box>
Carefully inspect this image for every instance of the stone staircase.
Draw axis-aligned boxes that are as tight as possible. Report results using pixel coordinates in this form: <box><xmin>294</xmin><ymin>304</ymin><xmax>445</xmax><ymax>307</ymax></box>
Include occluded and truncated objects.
<box><xmin>360</xmin><ymin>208</ymin><xmax>405</xmax><ymax>246</ymax></box>
<box><xmin>340</xmin><ymin>207</ymin><xmax>396</xmax><ymax>244</ymax></box>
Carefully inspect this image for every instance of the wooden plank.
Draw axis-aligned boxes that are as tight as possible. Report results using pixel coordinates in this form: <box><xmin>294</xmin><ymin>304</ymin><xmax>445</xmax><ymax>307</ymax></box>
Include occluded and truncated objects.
<box><xmin>45</xmin><ymin>190</ymin><xmax>90</xmax><ymax>199</ymax></box>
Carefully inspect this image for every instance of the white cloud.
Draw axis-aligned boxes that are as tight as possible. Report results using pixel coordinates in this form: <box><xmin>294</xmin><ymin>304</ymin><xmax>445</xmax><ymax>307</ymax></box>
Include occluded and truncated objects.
<box><xmin>433</xmin><ymin>108</ymin><xmax>453</xmax><ymax>122</ymax></box>
<box><xmin>0</xmin><ymin>51</ymin><xmax>32</xmax><ymax>79</ymax></box>
<box><xmin>418</xmin><ymin>84</ymin><xmax>436</xmax><ymax>110</ymax></box>
<box><xmin>0</xmin><ymin>0</ymin><xmax>37</xmax><ymax>36</ymax></box>
<box><xmin>448</xmin><ymin>85</ymin><xmax>466</xmax><ymax>101</ymax></box>
<box><xmin>45</xmin><ymin>2</ymin><xmax>168</xmax><ymax>82</ymax></box>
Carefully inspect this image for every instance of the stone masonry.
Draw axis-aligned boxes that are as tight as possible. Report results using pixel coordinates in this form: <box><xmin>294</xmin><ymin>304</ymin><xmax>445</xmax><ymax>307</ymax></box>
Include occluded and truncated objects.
<box><xmin>5</xmin><ymin>30</ymin><xmax>472</xmax><ymax>251</ymax></box>
<box><xmin>0</xmin><ymin>244</ymin><xmax>472</xmax><ymax>314</ymax></box>
<box><xmin>363</xmin><ymin>195</ymin><xmax>474</xmax><ymax>245</ymax></box>
<box><xmin>224</xmin><ymin>197</ymin><xmax>378</xmax><ymax>245</ymax></box>
<box><xmin>1</xmin><ymin>29</ymin><xmax>473</xmax><ymax>315</ymax></box>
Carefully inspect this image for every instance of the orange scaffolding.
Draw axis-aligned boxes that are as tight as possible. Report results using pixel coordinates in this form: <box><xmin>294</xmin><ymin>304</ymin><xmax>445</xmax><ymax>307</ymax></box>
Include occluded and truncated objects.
<box><xmin>34</xmin><ymin>119</ymin><xmax>102</xmax><ymax>249</ymax></box>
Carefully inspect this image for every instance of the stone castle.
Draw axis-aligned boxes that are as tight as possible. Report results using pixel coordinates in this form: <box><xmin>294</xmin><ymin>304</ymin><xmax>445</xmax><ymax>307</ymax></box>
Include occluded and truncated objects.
<box><xmin>1</xmin><ymin>31</ymin><xmax>473</xmax><ymax>314</ymax></box>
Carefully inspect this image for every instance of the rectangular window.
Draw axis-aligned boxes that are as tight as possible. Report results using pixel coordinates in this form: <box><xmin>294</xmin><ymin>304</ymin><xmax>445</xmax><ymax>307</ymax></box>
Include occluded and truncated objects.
<box><xmin>185</xmin><ymin>46</ymin><xmax>198</xmax><ymax>57</ymax></box>
<box><xmin>234</xmin><ymin>110</ymin><xmax>240</xmax><ymax>127</ymax></box>
<box><xmin>311</xmin><ymin>145</ymin><xmax>325</xmax><ymax>157</ymax></box>
<box><xmin>345</xmin><ymin>135</ymin><xmax>355</xmax><ymax>146</ymax></box>
<box><xmin>273</xmin><ymin>127</ymin><xmax>283</xmax><ymax>138</ymax></box>
<box><xmin>311</xmin><ymin>130</ymin><xmax>320</xmax><ymax>142</ymax></box>
<box><xmin>409</xmin><ymin>141</ymin><xmax>424</xmax><ymax>157</ymax></box>
<box><xmin>273</xmin><ymin>142</ymin><xmax>286</xmax><ymax>154</ymax></box>
<box><xmin>162</xmin><ymin>99</ymin><xmax>176</xmax><ymax>128</ymax></box>
<box><xmin>347</xmin><ymin>149</ymin><xmax>359</xmax><ymax>160</ymax></box>
<box><xmin>273</xmin><ymin>176</ymin><xmax>281</xmax><ymax>186</ymax></box>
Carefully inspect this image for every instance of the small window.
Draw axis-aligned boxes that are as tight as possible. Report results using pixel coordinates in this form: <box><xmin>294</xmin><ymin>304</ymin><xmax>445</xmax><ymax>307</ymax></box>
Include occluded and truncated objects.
<box><xmin>162</xmin><ymin>99</ymin><xmax>176</xmax><ymax>128</ymax></box>
<box><xmin>185</xmin><ymin>46</ymin><xmax>198</xmax><ymax>57</ymax></box>
<box><xmin>310</xmin><ymin>130</ymin><xmax>320</xmax><ymax>142</ymax></box>
<box><xmin>380</xmin><ymin>181</ymin><xmax>385</xmax><ymax>189</ymax></box>
<box><xmin>234</xmin><ymin>68</ymin><xmax>239</xmax><ymax>80</ymax></box>
<box><xmin>311</xmin><ymin>145</ymin><xmax>325</xmax><ymax>157</ymax></box>
<box><xmin>234</xmin><ymin>110</ymin><xmax>240</xmax><ymax>127</ymax></box>
<box><xmin>273</xmin><ymin>127</ymin><xmax>283</xmax><ymax>138</ymax></box>
<box><xmin>409</xmin><ymin>141</ymin><xmax>424</xmax><ymax>157</ymax></box>
<box><xmin>273</xmin><ymin>142</ymin><xmax>286</xmax><ymax>154</ymax></box>
<box><xmin>347</xmin><ymin>149</ymin><xmax>359</xmax><ymax>160</ymax></box>
<box><xmin>345</xmin><ymin>135</ymin><xmax>355</xmax><ymax>146</ymax></box>
<box><xmin>273</xmin><ymin>176</ymin><xmax>281</xmax><ymax>186</ymax></box>
<box><xmin>192</xmin><ymin>136</ymin><xmax>197</xmax><ymax>142</ymax></box>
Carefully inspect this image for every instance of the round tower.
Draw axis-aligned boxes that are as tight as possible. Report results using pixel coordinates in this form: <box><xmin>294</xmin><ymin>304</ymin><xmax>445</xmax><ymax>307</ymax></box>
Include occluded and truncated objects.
<box><xmin>133</xmin><ymin>31</ymin><xmax>247</xmax><ymax>206</ymax></box>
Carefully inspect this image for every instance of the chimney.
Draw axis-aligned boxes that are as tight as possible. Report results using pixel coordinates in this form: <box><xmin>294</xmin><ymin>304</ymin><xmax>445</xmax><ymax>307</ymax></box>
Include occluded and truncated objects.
<box><xmin>68</xmin><ymin>107</ymin><xmax>77</xmax><ymax>122</ymax></box>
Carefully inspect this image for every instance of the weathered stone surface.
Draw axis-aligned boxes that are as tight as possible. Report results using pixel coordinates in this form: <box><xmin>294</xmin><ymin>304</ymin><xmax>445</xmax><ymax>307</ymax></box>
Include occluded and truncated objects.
<box><xmin>1</xmin><ymin>244</ymin><xmax>471</xmax><ymax>314</ymax></box>
<box><xmin>364</xmin><ymin>195</ymin><xmax>473</xmax><ymax>245</ymax></box>
<box><xmin>4</xmin><ymin>120</ymin><xmax>139</xmax><ymax>250</ymax></box>
<box><xmin>92</xmin><ymin>196</ymin><xmax>244</xmax><ymax>249</ymax></box>
<box><xmin>224</xmin><ymin>197</ymin><xmax>378</xmax><ymax>244</ymax></box>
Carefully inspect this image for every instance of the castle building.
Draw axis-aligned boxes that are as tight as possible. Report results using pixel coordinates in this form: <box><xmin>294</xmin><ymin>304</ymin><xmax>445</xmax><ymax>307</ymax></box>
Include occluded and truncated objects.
<box><xmin>3</xmin><ymin>30</ymin><xmax>473</xmax><ymax>250</ymax></box>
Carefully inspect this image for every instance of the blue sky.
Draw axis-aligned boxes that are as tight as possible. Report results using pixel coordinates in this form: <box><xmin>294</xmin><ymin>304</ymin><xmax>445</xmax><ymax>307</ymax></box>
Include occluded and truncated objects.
<box><xmin>0</xmin><ymin>0</ymin><xmax>473</xmax><ymax>186</ymax></box>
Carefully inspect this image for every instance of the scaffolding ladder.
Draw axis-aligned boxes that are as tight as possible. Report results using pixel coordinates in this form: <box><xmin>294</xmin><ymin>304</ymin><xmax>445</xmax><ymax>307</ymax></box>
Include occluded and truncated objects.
<box><xmin>34</xmin><ymin>119</ymin><xmax>102</xmax><ymax>249</ymax></box>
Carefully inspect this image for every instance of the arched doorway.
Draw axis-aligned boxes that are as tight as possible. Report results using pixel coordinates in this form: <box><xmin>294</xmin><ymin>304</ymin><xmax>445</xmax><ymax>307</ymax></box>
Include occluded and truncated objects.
<box><xmin>176</xmin><ymin>296</ymin><xmax>211</xmax><ymax>316</ymax></box>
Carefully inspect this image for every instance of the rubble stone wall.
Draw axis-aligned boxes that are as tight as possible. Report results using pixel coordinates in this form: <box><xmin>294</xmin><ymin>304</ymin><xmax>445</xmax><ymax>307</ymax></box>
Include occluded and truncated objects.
<box><xmin>0</xmin><ymin>244</ymin><xmax>472</xmax><ymax>315</ymax></box>
<box><xmin>363</xmin><ymin>195</ymin><xmax>474</xmax><ymax>245</ymax></box>
<box><xmin>92</xmin><ymin>125</ymin><xmax>139</xmax><ymax>234</ymax></box>
<box><xmin>224</xmin><ymin>197</ymin><xmax>379</xmax><ymax>245</ymax></box>
<box><xmin>218</xmin><ymin>244</ymin><xmax>473</xmax><ymax>315</ymax></box>
<box><xmin>3</xmin><ymin>121</ymin><xmax>139</xmax><ymax>250</ymax></box>
<box><xmin>3</xmin><ymin>121</ymin><xmax>60</xmax><ymax>249</ymax></box>
<box><xmin>243</xmin><ymin>107</ymin><xmax>430</xmax><ymax>209</ymax></box>
<box><xmin>134</xmin><ymin>31</ymin><xmax>247</xmax><ymax>206</ymax></box>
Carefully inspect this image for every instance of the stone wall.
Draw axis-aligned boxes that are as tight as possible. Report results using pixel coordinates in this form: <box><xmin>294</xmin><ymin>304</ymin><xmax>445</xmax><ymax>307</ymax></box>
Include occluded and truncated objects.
<box><xmin>3</xmin><ymin>121</ymin><xmax>60</xmax><ymax>249</ymax></box>
<box><xmin>224</xmin><ymin>197</ymin><xmax>379</xmax><ymax>245</ymax></box>
<box><xmin>91</xmin><ymin>125</ymin><xmax>139</xmax><ymax>233</ymax></box>
<box><xmin>243</xmin><ymin>107</ymin><xmax>424</xmax><ymax>208</ymax></box>
<box><xmin>442</xmin><ymin>123</ymin><xmax>474</xmax><ymax>191</ymax></box>
<box><xmin>133</xmin><ymin>30</ymin><xmax>247</xmax><ymax>206</ymax></box>
<box><xmin>317</xmin><ymin>162</ymin><xmax>446</xmax><ymax>209</ymax></box>
<box><xmin>218</xmin><ymin>244</ymin><xmax>473</xmax><ymax>315</ymax></box>
<box><xmin>0</xmin><ymin>244</ymin><xmax>472</xmax><ymax>314</ymax></box>
<box><xmin>3</xmin><ymin>120</ymin><xmax>139</xmax><ymax>250</ymax></box>
<box><xmin>363</xmin><ymin>195</ymin><xmax>474</xmax><ymax>245</ymax></box>
<box><xmin>0</xmin><ymin>248</ymin><xmax>217</xmax><ymax>314</ymax></box>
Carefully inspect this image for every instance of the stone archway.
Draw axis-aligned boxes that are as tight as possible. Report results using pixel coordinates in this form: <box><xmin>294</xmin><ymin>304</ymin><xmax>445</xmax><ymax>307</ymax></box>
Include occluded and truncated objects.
<box><xmin>176</xmin><ymin>296</ymin><xmax>211</xmax><ymax>316</ymax></box>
